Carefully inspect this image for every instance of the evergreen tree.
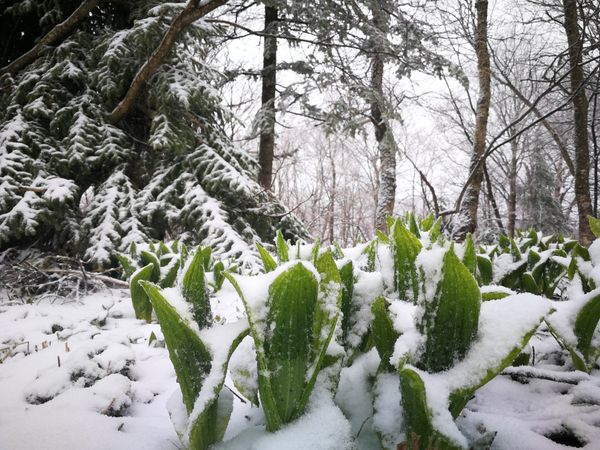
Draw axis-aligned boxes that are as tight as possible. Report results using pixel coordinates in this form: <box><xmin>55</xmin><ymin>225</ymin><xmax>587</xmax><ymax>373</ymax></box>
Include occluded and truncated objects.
<box><xmin>0</xmin><ymin>0</ymin><xmax>305</xmax><ymax>267</ymax></box>
<box><xmin>521</xmin><ymin>155</ymin><xmax>569</xmax><ymax>234</ymax></box>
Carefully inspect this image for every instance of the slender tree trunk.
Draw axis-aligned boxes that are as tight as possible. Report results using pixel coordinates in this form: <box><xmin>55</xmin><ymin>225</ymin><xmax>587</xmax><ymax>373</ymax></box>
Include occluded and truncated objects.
<box><xmin>592</xmin><ymin>92</ymin><xmax>598</xmax><ymax>215</ymax></box>
<box><xmin>454</xmin><ymin>0</ymin><xmax>492</xmax><ymax>241</ymax></box>
<box><xmin>507</xmin><ymin>139</ymin><xmax>518</xmax><ymax>237</ymax></box>
<box><xmin>562</xmin><ymin>0</ymin><xmax>594</xmax><ymax>245</ymax></box>
<box><xmin>328</xmin><ymin>147</ymin><xmax>336</xmax><ymax>243</ymax></box>
<box><xmin>483</xmin><ymin>163</ymin><xmax>505</xmax><ymax>234</ymax></box>
<box><xmin>370</xmin><ymin>0</ymin><xmax>396</xmax><ymax>232</ymax></box>
<box><xmin>257</xmin><ymin>5</ymin><xmax>278</xmax><ymax>190</ymax></box>
<box><xmin>0</xmin><ymin>0</ymin><xmax>102</xmax><ymax>76</ymax></box>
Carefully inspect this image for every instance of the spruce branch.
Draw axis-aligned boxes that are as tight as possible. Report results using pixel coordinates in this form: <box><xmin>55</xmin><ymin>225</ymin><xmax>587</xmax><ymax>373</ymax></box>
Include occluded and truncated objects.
<box><xmin>0</xmin><ymin>0</ymin><xmax>103</xmax><ymax>76</ymax></box>
<box><xmin>109</xmin><ymin>0</ymin><xmax>229</xmax><ymax>124</ymax></box>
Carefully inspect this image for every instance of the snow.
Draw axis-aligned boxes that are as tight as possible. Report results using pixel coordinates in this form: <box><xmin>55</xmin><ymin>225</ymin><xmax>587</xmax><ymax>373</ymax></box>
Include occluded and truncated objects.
<box><xmin>216</xmin><ymin>385</ymin><xmax>354</xmax><ymax>450</ymax></box>
<box><xmin>0</xmin><ymin>290</ymin><xmax>178</xmax><ymax>450</ymax></box>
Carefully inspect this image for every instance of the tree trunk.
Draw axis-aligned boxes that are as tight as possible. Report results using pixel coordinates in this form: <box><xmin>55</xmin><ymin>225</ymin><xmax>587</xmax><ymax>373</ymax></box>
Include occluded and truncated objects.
<box><xmin>370</xmin><ymin>0</ymin><xmax>396</xmax><ymax>232</ymax></box>
<box><xmin>507</xmin><ymin>139</ymin><xmax>518</xmax><ymax>237</ymax></box>
<box><xmin>454</xmin><ymin>0</ymin><xmax>492</xmax><ymax>241</ymax></box>
<box><xmin>483</xmin><ymin>163</ymin><xmax>505</xmax><ymax>234</ymax></box>
<box><xmin>0</xmin><ymin>0</ymin><xmax>102</xmax><ymax>76</ymax></box>
<box><xmin>562</xmin><ymin>0</ymin><xmax>594</xmax><ymax>245</ymax></box>
<box><xmin>110</xmin><ymin>0</ymin><xmax>228</xmax><ymax>124</ymax></box>
<box><xmin>257</xmin><ymin>5</ymin><xmax>278</xmax><ymax>190</ymax></box>
<box><xmin>328</xmin><ymin>147</ymin><xmax>336</xmax><ymax>243</ymax></box>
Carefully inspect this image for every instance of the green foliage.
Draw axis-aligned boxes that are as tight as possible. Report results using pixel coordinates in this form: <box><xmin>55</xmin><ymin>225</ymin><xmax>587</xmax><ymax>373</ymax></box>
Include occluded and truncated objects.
<box><xmin>130</xmin><ymin>264</ymin><xmax>155</xmax><ymax>322</ymax></box>
<box><xmin>256</xmin><ymin>242</ymin><xmax>278</xmax><ymax>272</ymax></box>
<box><xmin>371</xmin><ymin>297</ymin><xmax>399</xmax><ymax>371</ymax></box>
<box><xmin>140</xmin><ymin>281</ymin><xmax>247</xmax><ymax>449</ymax></box>
<box><xmin>418</xmin><ymin>245</ymin><xmax>481</xmax><ymax>372</ymax></box>
<box><xmin>225</xmin><ymin>260</ymin><xmax>341</xmax><ymax>431</ymax></box>
<box><xmin>182</xmin><ymin>249</ymin><xmax>212</xmax><ymax>328</ymax></box>
<box><xmin>265</xmin><ymin>264</ymin><xmax>319</xmax><ymax>423</ymax></box>
<box><xmin>574</xmin><ymin>292</ymin><xmax>600</xmax><ymax>367</ymax></box>
<box><xmin>589</xmin><ymin>216</ymin><xmax>600</xmax><ymax>238</ymax></box>
<box><xmin>391</xmin><ymin>219</ymin><xmax>422</xmax><ymax>302</ymax></box>
<box><xmin>399</xmin><ymin>367</ymin><xmax>462</xmax><ymax>450</ymax></box>
<box><xmin>141</xmin><ymin>281</ymin><xmax>212</xmax><ymax>412</ymax></box>
<box><xmin>276</xmin><ymin>230</ymin><xmax>289</xmax><ymax>263</ymax></box>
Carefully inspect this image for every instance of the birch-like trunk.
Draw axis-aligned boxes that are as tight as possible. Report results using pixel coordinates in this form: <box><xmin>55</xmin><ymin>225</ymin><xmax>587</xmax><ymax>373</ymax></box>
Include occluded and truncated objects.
<box><xmin>370</xmin><ymin>0</ymin><xmax>396</xmax><ymax>232</ymax></box>
<box><xmin>454</xmin><ymin>0</ymin><xmax>492</xmax><ymax>241</ymax></box>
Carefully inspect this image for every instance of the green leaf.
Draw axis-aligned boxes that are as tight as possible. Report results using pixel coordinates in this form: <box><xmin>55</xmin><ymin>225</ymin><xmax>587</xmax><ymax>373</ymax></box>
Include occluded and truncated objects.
<box><xmin>527</xmin><ymin>250</ymin><xmax>541</xmax><ymax>271</ymax></box>
<box><xmin>510</xmin><ymin>239</ymin><xmax>522</xmax><ymax>262</ymax></box>
<box><xmin>386</xmin><ymin>216</ymin><xmax>396</xmax><ymax>231</ymax></box>
<box><xmin>130</xmin><ymin>264</ymin><xmax>154</xmax><ymax>322</ymax></box>
<box><xmin>332</xmin><ymin>241</ymin><xmax>345</xmax><ymax>259</ymax></box>
<box><xmin>223</xmin><ymin>273</ymin><xmax>282</xmax><ymax>431</ymax></box>
<box><xmin>572</xmin><ymin>243</ymin><xmax>591</xmax><ymax>262</ymax></box>
<box><xmin>521</xmin><ymin>272</ymin><xmax>539</xmax><ymax>294</ymax></box>
<box><xmin>499</xmin><ymin>260</ymin><xmax>527</xmax><ymax>290</ymax></box>
<box><xmin>481</xmin><ymin>289</ymin><xmax>511</xmax><ymax>301</ymax></box>
<box><xmin>429</xmin><ymin>217</ymin><xmax>443</xmax><ymax>242</ymax></box>
<box><xmin>160</xmin><ymin>259</ymin><xmax>180</xmax><ymax>288</ymax></box>
<box><xmin>363</xmin><ymin>240</ymin><xmax>377</xmax><ymax>272</ymax></box>
<box><xmin>392</xmin><ymin>220</ymin><xmax>422</xmax><ymax>302</ymax></box>
<box><xmin>140</xmin><ymin>281</ymin><xmax>211</xmax><ymax>412</ymax></box>
<box><xmin>256</xmin><ymin>242</ymin><xmax>278</xmax><ymax>273</ymax></box>
<box><xmin>409</xmin><ymin>212</ymin><xmax>421</xmax><ymax>238</ymax></box>
<box><xmin>339</xmin><ymin>260</ymin><xmax>354</xmax><ymax>346</ymax></box>
<box><xmin>313</xmin><ymin>251</ymin><xmax>342</xmax><ymax>357</ymax></box>
<box><xmin>574</xmin><ymin>291</ymin><xmax>600</xmax><ymax>363</ymax></box>
<box><xmin>266</xmin><ymin>263</ymin><xmax>319</xmax><ymax>423</ymax></box>
<box><xmin>276</xmin><ymin>230</ymin><xmax>289</xmax><ymax>263</ymax></box>
<box><xmin>462</xmin><ymin>234</ymin><xmax>477</xmax><ymax>277</ymax></box>
<box><xmin>399</xmin><ymin>367</ymin><xmax>463</xmax><ymax>450</ymax></box>
<box><xmin>115</xmin><ymin>252</ymin><xmax>137</xmax><ymax>278</ymax></box>
<box><xmin>310</xmin><ymin>238</ymin><xmax>321</xmax><ymax>265</ymax></box>
<box><xmin>371</xmin><ymin>296</ymin><xmax>399</xmax><ymax>371</ymax></box>
<box><xmin>419</xmin><ymin>246</ymin><xmax>480</xmax><ymax>372</ymax></box>
<box><xmin>588</xmin><ymin>216</ymin><xmax>600</xmax><ymax>238</ymax></box>
<box><xmin>188</xmin><ymin>328</ymin><xmax>249</xmax><ymax>450</ymax></box>
<box><xmin>421</xmin><ymin>213</ymin><xmax>434</xmax><ymax>231</ymax></box>
<box><xmin>140</xmin><ymin>250</ymin><xmax>160</xmax><ymax>282</ymax></box>
<box><xmin>158</xmin><ymin>241</ymin><xmax>170</xmax><ymax>257</ymax></box>
<box><xmin>498</xmin><ymin>234</ymin><xmax>510</xmax><ymax>250</ymax></box>
<box><xmin>375</xmin><ymin>229</ymin><xmax>390</xmax><ymax>244</ymax></box>
<box><xmin>542</xmin><ymin>257</ymin><xmax>567</xmax><ymax>298</ymax></box>
<box><xmin>213</xmin><ymin>261</ymin><xmax>225</xmax><ymax>291</ymax></box>
<box><xmin>201</xmin><ymin>246</ymin><xmax>212</xmax><ymax>271</ymax></box>
<box><xmin>476</xmin><ymin>255</ymin><xmax>493</xmax><ymax>285</ymax></box>
<box><xmin>182</xmin><ymin>249</ymin><xmax>212</xmax><ymax>328</ymax></box>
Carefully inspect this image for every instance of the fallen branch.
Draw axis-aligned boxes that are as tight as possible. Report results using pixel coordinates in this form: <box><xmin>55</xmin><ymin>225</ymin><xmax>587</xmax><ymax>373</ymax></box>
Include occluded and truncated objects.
<box><xmin>502</xmin><ymin>366</ymin><xmax>589</xmax><ymax>385</ymax></box>
<box><xmin>45</xmin><ymin>269</ymin><xmax>128</xmax><ymax>288</ymax></box>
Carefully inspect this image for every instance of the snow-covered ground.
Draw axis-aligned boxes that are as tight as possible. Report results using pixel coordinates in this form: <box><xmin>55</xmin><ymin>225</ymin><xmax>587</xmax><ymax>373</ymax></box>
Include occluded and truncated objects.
<box><xmin>1</xmin><ymin>287</ymin><xmax>600</xmax><ymax>450</ymax></box>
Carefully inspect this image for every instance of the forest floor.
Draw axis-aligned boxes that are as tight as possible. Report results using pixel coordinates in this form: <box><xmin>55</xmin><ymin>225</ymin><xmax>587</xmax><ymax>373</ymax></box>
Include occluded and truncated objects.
<box><xmin>1</xmin><ymin>286</ymin><xmax>600</xmax><ymax>450</ymax></box>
